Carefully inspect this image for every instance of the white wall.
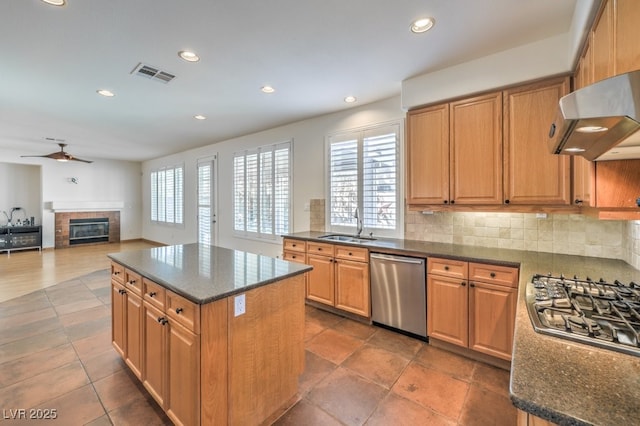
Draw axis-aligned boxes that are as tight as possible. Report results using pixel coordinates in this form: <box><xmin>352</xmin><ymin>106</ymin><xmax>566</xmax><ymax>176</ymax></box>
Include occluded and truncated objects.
<box><xmin>0</xmin><ymin>162</ymin><xmax>41</xmax><ymax>225</ymax></box>
<box><xmin>0</xmin><ymin>147</ymin><xmax>142</xmax><ymax>248</ymax></box>
<box><xmin>142</xmin><ymin>96</ymin><xmax>405</xmax><ymax>257</ymax></box>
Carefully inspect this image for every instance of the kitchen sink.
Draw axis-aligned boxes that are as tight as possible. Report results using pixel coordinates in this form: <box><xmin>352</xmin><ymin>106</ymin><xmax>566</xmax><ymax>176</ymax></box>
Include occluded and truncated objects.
<box><xmin>319</xmin><ymin>234</ymin><xmax>376</xmax><ymax>243</ymax></box>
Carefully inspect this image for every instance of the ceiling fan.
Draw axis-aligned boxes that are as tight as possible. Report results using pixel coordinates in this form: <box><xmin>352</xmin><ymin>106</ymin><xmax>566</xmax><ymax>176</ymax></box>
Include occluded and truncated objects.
<box><xmin>21</xmin><ymin>143</ymin><xmax>93</xmax><ymax>163</ymax></box>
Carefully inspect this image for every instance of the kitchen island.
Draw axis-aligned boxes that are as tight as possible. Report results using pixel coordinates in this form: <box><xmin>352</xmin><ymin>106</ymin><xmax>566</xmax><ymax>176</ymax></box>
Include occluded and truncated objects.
<box><xmin>108</xmin><ymin>243</ymin><xmax>312</xmax><ymax>426</ymax></box>
<box><xmin>284</xmin><ymin>231</ymin><xmax>640</xmax><ymax>425</ymax></box>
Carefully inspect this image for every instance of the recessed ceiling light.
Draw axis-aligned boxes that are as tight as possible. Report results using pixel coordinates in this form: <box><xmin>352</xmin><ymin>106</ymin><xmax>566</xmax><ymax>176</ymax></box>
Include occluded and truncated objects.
<box><xmin>178</xmin><ymin>50</ymin><xmax>200</xmax><ymax>62</ymax></box>
<box><xmin>96</xmin><ymin>89</ymin><xmax>115</xmax><ymax>97</ymax></box>
<box><xmin>411</xmin><ymin>17</ymin><xmax>435</xmax><ymax>34</ymax></box>
<box><xmin>41</xmin><ymin>0</ymin><xmax>66</xmax><ymax>6</ymax></box>
<box><xmin>344</xmin><ymin>96</ymin><xmax>357</xmax><ymax>103</ymax></box>
<box><xmin>194</xmin><ymin>115</ymin><xmax>206</xmax><ymax>120</ymax></box>
<box><xmin>261</xmin><ymin>85</ymin><xmax>275</xmax><ymax>94</ymax></box>
<box><xmin>576</xmin><ymin>125</ymin><xmax>608</xmax><ymax>133</ymax></box>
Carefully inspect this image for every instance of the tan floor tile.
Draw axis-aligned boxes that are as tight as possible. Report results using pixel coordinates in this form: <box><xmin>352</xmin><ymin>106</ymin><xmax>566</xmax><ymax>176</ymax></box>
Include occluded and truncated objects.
<box><xmin>472</xmin><ymin>362</ymin><xmax>511</xmax><ymax>397</ymax></box>
<box><xmin>306</xmin><ymin>329</ymin><xmax>364</xmax><ymax>364</ymax></box>
<box><xmin>26</xmin><ymin>384</ymin><xmax>105</xmax><ymax>425</ymax></box>
<box><xmin>305</xmin><ymin>318</ymin><xmax>327</xmax><ymax>342</ymax></box>
<box><xmin>0</xmin><ymin>360</ymin><xmax>90</xmax><ymax>410</ymax></box>
<box><xmin>0</xmin><ymin>316</ymin><xmax>64</xmax><ymax>346</ymax></box>
<box><xmin>64</xmin><ymin>315</ymin><xmax>111</xmax><ymax>342</ymax></box>
<box><xmin>305</xmin><ymin>306</ymin><xmax>344</xmax><ymax>328</ymax></box>
<box><xmin>342</xmin><ymin>344</ymin><xmax>410</xmax><ymax>389</ymax></box>
<box><xmin>0</xmin><ymin>306</ymin><xmax>57</xmax><ymax>329</ymax></box>
<box><xmin>93</xmin><ymin>369</ymin><xmax>147</xmax><ymax>412</ymax></box>
<box><xmin>367</xmin><ymin>328</ymin><xmax>424</xmax><ymax>359</ymax></box>
<box><xmin>58</xmin><ymin>304</ymin><xmax>110</xmax><ymax>327</ymax></box>
<box><xmin>414</xmin><ymin>345</ymin><xmax>477</xmax><ymax>381</ymax></box>
<box><xmin>0</xmin><ymin>329</ymin><xmax>69</xmax><ymax>364</ymax></box>
<box><xmin>392</xmin><ymin>362</ymin><xmax>469</xmax><ymax>421</ymax></box>
<box><xmin>459</xmin><ymin>384</ymin><xmax>517</xmax><ymax>426</ymax></box>
<box><xmin>307</xmin><ymin>367</ymin><xmax>387</xmax><ymax>426</ymax></box>
<box><xmin>53</xmin><ymin>297</ymin><xmax>104</xmax><ymax>316</ymax></box>
<box><xmin>82</xmin><ymin>348</ymin><xmax>127</xmax><ymax>382</ymax></box>
<box><xmin>107</xmin><ymin>396</ymin><xmax>171</xmax><ymax>425</ymax></box>
<box><xmin>46</xmin><ymin>283</ymin><xmax>97</xmax><ymax>306</ymax></box>
<box><xmin>274</xmin><ymin>399</ymin><xmax>342</xmax><ymax>426</ymax></box>
<box><xmin>298</xmin><ymin>350</ymin><xmax>337</xmax><ymax>396</ymax></box>
<box><xmin>0</xmin><ymin>291</ymin><xmax>52</xmax><ymax>317</ymax></box>
<box><xmin>331</xmin><ymin>318</ymin><xmax>377</xmax><ymax>340</ymax></box>
<box><xmin>72</xmin><ymin>329</ymin><xmax>113</xmax><ymax>362</ymax></box>
<box><xmin>366</xmin><ymin>393</ymin><xmax>456</xmax><ymax>426</ymax></box>
<box><xmin>84</xmin><ymin>414</ymin><xmax>113</xmax><ymax>426</ymax></box>
<box><xmin>0</xmin><ymin>343</ymin><xmax>78</xmax><ymax>387</ymax></box>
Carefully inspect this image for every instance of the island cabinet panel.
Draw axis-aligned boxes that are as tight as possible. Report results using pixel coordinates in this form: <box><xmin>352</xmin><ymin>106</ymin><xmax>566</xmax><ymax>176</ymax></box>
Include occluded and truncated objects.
<box><xmin>125</xmin><ymin>292</ymin><xmax>143</xmax><ymax>379</ymax></box>
<box><xmin>450</xmin><ymin>92</ymin><xmax>503</xmax><ymax>205</ymax></box>
<box><xmin>167</xmin><ymin>320</ymin><xmax>200</xmax><ymax>426</ymax></box>
<box><xmin>503</xmin><ymin>78</ymin><xmax>571</xmax><ymax>205</ymax></box>
<box><xmin>406</xmin><ymin>104</ymin><xmax>450</xmax><ymax>205</ymax></box>
<box><xmin>200</xmin><ymin>298</ymin><xmax>228</xmax><ymax>426</ymax></box>
<box><xmin>111</xmin><ymin>280</ymin><xmax>126</xmax><ymax>358</ymax></box>
<box><xmin>142</xmin><ymin>301</ymin><xmax>167</xmax><ymax>407</ymax></box>
<box><xmin>227</xmin><ymin>274</ymin><xmax>305</xmax><ymax>425</ymax></box>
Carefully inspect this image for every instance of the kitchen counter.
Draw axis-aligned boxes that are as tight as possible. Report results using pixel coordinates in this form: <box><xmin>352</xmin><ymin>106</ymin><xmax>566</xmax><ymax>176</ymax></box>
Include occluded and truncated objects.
<box><xmin>108</xmin><ymin>242</ymin><xmax>311</xmax><ymax>304</ymax></box>
<box><xmin>285</xmin><ymin>232</ymin><xmax>640</xmax><ymax>425</ymax></box>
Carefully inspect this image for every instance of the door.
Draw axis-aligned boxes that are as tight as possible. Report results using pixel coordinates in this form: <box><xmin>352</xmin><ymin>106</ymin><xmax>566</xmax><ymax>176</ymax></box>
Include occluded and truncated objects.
<box><xmin>306</xmin><ymin>253</ymin><xmax>335</xmax><ymax>306</ymax></box>
<box><xmin>111</xmin><ymin>281</ymin><xmax>126</xmax><ymax>357</ymax></box>
<box><xmin>197</xmin><ymin>156</ymin><xmax>217</xmax><ymax>246</ymax></box>
<box><xmin>335</xmin><ymin>259</ymin><xmax>370</xmax><ymax>317</ymax></box>
<box><xmin>166</xmin><ymin>320</ymin><xmax>200</xmax><ymax>426</ymax></box>
<box><xmin>427</xmin><ymin>274</ymin><xmax>468</xmax><ymax>347</ymax></box>
<box><xmin>125</xmin><ymin>292</ymin><xmax>143</xmax><ymax>380</ymax></box>
<box><xmin>469</xmin><ymin>281</ymin><xmax>516</xmax><ymax>360</ymax></box>
<box><xmin>143</xmin><ymin>301</ymin><xmax>167</xmax><ymax>407</ymax></box>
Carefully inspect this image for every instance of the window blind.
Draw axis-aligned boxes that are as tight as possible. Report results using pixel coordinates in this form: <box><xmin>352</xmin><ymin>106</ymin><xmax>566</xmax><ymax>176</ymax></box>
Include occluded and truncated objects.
<box><xmin>150</xmin><ymin>164</ymin><xmax>184</xmax><ymax>225</ymax></box>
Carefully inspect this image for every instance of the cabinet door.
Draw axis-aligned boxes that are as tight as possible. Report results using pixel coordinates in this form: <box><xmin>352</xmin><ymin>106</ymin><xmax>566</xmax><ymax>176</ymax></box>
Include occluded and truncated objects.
<box><xmin>407</xmin><ymin>104</ymin><xmax>450</xmax><ymax>205</ymax></box>
<box><xmin>503</xmin><ymin>78</ymin><xmax>571</xmax><ymax>205</ymax></box>
<box><xmin>615</xmin><ymin>0</ymin><xmax>640</xmax><ymax>75</ymax></box>
<box><xmin>125</xmin><ymin>292</ymin><xmax>143</xmax><ymax>380</ymax></box>
<box><xmin>335</xmin><ymin>259</ymin><xmax>370</xmax><ymax>317</ymax></box>
<box><xmin>469</xmin><ymin>281</ymin><xmax>516</xmax><ymax>361</ymax></box>
<box><xmin>167</xmin><ymin>321</ymin><xmax>200</xmax><ymax>426</ymax></box>
<box><xmin>111</xmin><ymin>281</ymin><xmax>126</xmax><ymax>358</ymax></box>
<box><xmin>592</xmin><ymin>0</ymin><xmax>614</xmax><ymax>82</ymax></box>
<box><xmin>450</xmin><ymin>92</ymin><xmax>503</xmax><ymax>204</ymax></box>
<box><xmin>595</xmin><ymin>159</ymin><xmax>640</xmax><ymax>207</ymax></box>
<box><xmin>427</xmin><ymin>275</ymin><xmax>468</xmax><ymax>347</ymax></box>
<box><xmin>143</xmin><ymin>302</ymin><xmax>167</xmax><ymax>407</ymax></box>
<box><xmin>306</xmin><ymin>253</ymin><xmax>335</xmax><ymax>306</ymax></box>
<box><xmin>573</xmin><ymin>156</ymin><xmax>594</xmax><ymax>206</ymax></box>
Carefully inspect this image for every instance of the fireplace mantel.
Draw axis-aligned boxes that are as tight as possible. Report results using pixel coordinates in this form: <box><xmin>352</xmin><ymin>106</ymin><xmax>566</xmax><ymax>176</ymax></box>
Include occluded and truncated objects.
<box><xmin>51</xmin><ymin>201</ymin><xmax>124</xmax><ymax>212</ymax></box>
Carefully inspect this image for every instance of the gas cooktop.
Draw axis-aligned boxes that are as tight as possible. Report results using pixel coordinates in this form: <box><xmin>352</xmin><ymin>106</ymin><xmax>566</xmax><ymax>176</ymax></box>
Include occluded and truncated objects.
<box><xmin>526</xmin><ymin>274</ymin><xmax>640</xmax><ymax>357</ymax></box>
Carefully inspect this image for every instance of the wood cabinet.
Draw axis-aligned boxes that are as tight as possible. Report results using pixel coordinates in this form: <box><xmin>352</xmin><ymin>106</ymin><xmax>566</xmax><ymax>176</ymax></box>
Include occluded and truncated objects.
<box><xmin>304</xmin><ymin>241</ymin><xmax>370</xmax><ymax>317</ymax></box>
<box><xmin>592</xmin><ymin>0</ymin><xmax>615</xmax><ymax>83</ymax></box>
<box><xmin>427</xmin><ymin>258</ymin><xmax>518</xmax><ymax>361</ymax></box>
<box><xmin>167</xmin><ymin>319</ymin><xmax>200</xmax><ymax>426</ymax></box>
<box><xmin>503</xmin><ymin>78</ymin><xmax>571</xmax><ymax>205</ymax></box>
<box><xmin>407</xmin><ymin>104</ymin><xmax>450</xmax><ymax>204</ymax></box>
<box><xmin>111</xmin><ymin>265</ymin><xmax>143</xmax><ymax>379</ymax></box>
<box><xmin>517</xmin><ymin>409</ymin><xmax>556</xmax><ymax>426</ymax></box>
<box><xmin>450</xmin><ymin>92</ymin><xmax>503</xmax><ymax>205</ymax></box>
<box><xmin>615</xmin><ymin>0</ymin><xmax>640</xmax><ymax>75</ymax></box>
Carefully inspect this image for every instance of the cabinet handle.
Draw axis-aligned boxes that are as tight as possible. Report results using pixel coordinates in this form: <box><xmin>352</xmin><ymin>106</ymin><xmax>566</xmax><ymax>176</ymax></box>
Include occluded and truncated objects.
<box><xmin>348</xmin><ymin>252</ymin><xmax>353</xmax><ymax>256</ymax></box>
<box><xmin>461</xmin><ymin>282</ymin><xmax>466</xmax><ymax>287</ymax></box>
<box><xmin>176</xmin><ymin>308</ymin><xmax>183</xmax><ymax>314</ymax></box>
<box><xmin>450</xmin><ymin>200</ymin><xmax>455</xmax><ymax>204</ymax></box>
<box><xmin>490</xmin><ymin>272</ymin><xmax>496</xmax><ymax>278</ymax></box>
<box><xmin>504</xmin><ymin>199</ymin><xmax>510</xmax><ymax>204</ymax></box>
<box><xmin>444</xmin><ymin>200</ymin><xmax>448</xmax><ymax>204</ymax></box>
<box><xmin>149</xmin><ymin>291</ymin><xmax>157</xmax><ymax>297</ymax></box>
<box><xmin>113</xmin><ymin>271</ymin><xmax>120</xmax><ymax>275</ymax></box>
<box><xmin>292</xmin><ymin>243</ymin><xmax>296</xmax><ymax>247</ymax></box>
<box><xmin>119</xmin><ymin>289</ymin><xmax>126</xmax><ymax>295</ymax></box>
<box><xmin>292</xmin><ymin>255</ymin><xmax>296</xmax><ymax>259</ymax></box>
<box><xmin>128</xmin><ymin>279</ymin><xmax>136</xmax><ymax>285</ymax></box>
<box><xmin>470</xmin><ymin>282</ymin><xmax>475</xmax><ymax>287</ymax></box>
<box><xmin>444</xmin><ymin>265</ymin><xmax>449</xmax><ymax>271</ymax></box>
<box><xmin>574</xmin><ymin>199</ymin><xmax>583</xmax><ymax>205</ymax></box>
<box><xmin>157</xmin><ymin>317</ymin><xmax>168</xmax><ymax>326</ymax></box>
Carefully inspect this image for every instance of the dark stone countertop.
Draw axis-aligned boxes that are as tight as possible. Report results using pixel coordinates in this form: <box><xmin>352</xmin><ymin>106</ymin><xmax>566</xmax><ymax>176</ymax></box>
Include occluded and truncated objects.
<box><xmin>108</xmin><ymin>243</ymin><xmax>312</xmax><ymax>305</ymax></box>
<box><xmin>284</xmin><ymin>231</ymin><xmax>640</xmax><ymax>425</ymax></box>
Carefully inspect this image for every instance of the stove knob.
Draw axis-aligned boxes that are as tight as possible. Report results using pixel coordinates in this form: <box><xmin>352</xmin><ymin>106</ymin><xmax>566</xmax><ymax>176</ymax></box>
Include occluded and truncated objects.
<box><xmin>573</xmin><ymin>275</ymin><xmax>578</xmax><ymax>280</ymax></box>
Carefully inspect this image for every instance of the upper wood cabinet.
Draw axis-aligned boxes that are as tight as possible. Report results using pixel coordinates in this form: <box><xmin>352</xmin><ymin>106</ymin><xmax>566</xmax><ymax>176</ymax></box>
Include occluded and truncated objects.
<box><xmin>615</xmin><ymin>0</ymin><xmax>640</xmax><ymax>74</ymax></box>
<box><xmin>595</xmin><ymin>160</ymin><xmax>640</xmax><ymax>208</ymax></box>
<box><xmin>450</xmin><ymin>92</ymin><xmax>503</xmax><ymax>205</ymax></box>
<box><xmin>407</xmin><ymin>104</ymin><xmax>450</xmax><ymax>204</ymax></box>
<box><xmin>503</xmin><ymin>78</ymin><xmax>571</xmax><ymax>205</ymax></box>
<box><xmin>592</xmin><ymin>0</ymin><xmax>615</xmax><ymax>83</ymax></box>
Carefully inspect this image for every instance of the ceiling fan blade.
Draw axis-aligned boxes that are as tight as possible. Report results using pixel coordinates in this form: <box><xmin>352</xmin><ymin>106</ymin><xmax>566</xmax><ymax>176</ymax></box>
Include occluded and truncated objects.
<box><xmin>20</xmin><ymin>155</ymin><xmax>50</xmax><ymax>159</ymax></box>
<box><xmin>20</xmin><ymin>143</ymin><xmax>93</xmax><ymax>163</ymax></box>
<box><xmin>68</xmin><ymin>156</ymin><xmax>93</xmax><ymax>163</ymax></box>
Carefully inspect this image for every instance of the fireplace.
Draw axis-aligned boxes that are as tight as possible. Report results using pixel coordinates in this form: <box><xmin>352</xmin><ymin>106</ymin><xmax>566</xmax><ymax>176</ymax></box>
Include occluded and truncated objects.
<box><xmin>55</xmin><ymin>211</ymin><xmax>120</xmax><ymax>249</ymax></box>
<box><xmin>69</xmin><ymin>218</ymin><xmax>109</xmax><ymax>245</ymax></box>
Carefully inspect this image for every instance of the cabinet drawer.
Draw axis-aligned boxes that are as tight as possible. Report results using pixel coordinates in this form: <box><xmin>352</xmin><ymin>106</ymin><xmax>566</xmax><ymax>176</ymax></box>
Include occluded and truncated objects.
<box><xmin>469</xmin><ymin>262</ymin><xmax>519</xmax><ymax>288</ymax></box>
<box><xmin>335</xmin><ymin>246</ymin><xmax>368</xmax><ymax>262</ymax></box>
<box><xmin>307</xmin><ymin>242</ymin><xmax>334</xmax><ymax>256</ymax></box>
<box><xmin>166</xmin><ymin>290</ymin><xmax>200</xmax><ymax>334</ymax></box>
<box><xmin>283</xmin><ymin>238</ymin><xmax>306</xmax><ymax>253</ymax></box>
<box><xmin>111</xmin><ymin>262</ymin><xmax>125</xmax><ymax>284</ymax></box>
<box><xmin>428</xmin><ymin>258</ymin><xmax>468</xmax><ymax>279</ymax></box>
<box><xmin>125</xmin><ymin>269</ymin><xmax>143</xmax><ymax>296</ymax></box>
<box><xmin>143</xmin><ymin>278</ymin><xmax>166</xmax><ymax>310</ymax></box>
<box><xmin>283</xmin><ymin>251</ymin><xmax>306</xmax><ymax>264</ymax></box>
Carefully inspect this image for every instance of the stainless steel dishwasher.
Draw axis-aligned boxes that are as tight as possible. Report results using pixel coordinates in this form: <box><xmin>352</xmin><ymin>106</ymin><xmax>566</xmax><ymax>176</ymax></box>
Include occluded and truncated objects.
<box><xmin>370</xmin><ymin>253</ymin><xmax>427</xmax><ymax>339</ymax></box>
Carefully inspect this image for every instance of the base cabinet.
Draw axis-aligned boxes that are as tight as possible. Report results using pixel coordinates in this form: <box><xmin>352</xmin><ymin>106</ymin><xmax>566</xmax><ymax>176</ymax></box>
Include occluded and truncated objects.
<box><xmin>166</xmin><ymin>320</ymin><xmax>200</xmax><ymax>426</ymax></box>
<box><xmin>517</xmin><ymin>409</ymin><xmax>556</xmax><ymax>426</ymax></box>
<box><xmin>427</xmin><ymin>258</ymin><xmax>518</xmax><ymax>361</ymax></box>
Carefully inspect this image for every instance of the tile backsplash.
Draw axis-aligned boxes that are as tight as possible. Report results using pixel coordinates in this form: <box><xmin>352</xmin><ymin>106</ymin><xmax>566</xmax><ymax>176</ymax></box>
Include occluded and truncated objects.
<box><xmin>626</xmin><ymin>221</ymin><xmax>640</xmax><ymax>270</ymax></box>
<box><xmin>405</xmin><ymin>211</ymin><xmax>628</xmax><ymax>260</ymax></box>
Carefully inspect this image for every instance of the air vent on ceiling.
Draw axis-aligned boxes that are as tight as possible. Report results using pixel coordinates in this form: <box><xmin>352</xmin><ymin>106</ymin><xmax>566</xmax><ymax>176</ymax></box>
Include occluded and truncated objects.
<box><xmin>130</xmin><ymin>63</ymin><xmax>176</xmax><ymax>84</ymax></box>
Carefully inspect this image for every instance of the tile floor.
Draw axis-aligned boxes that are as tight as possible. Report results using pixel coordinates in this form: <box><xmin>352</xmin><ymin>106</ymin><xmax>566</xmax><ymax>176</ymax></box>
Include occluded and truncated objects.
<box><xmin>0</xmin><ymin>269</ymin><xmax>516</xmax><ymax>425</ymax></box>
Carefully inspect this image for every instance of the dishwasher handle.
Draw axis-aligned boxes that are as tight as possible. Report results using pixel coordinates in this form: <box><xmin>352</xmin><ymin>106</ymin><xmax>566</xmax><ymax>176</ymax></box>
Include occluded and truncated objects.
<box><xmin>370</xmin><ymin>253</ymin><xmax>425</xmax><ymax>265</ymax></box>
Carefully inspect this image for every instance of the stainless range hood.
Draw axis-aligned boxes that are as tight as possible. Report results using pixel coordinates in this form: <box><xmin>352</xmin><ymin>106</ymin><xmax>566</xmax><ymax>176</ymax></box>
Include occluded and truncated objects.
<box><xmin>549</xmin><ymin>70</ymin><xmax>640</xmax><ymax>161</ymax></box>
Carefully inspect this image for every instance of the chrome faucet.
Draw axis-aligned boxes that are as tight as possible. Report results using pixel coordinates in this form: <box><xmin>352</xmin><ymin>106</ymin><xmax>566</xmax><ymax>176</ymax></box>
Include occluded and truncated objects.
<box><xmin>353</xmin><ymin>207</ymin><xmax>363</xmax><ymax>237</ymax></box>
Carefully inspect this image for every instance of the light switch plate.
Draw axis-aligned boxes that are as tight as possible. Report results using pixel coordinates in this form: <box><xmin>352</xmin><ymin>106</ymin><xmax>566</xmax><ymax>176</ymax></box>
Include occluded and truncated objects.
<box><xmin>234</xmin><ymin>294</ymin><xmax>246</xmax><ymax>316</ymax></box>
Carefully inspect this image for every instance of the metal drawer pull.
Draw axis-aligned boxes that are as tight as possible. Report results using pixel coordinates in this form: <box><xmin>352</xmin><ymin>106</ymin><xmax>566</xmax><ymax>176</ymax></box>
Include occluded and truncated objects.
<box><xmin>176</xmin><ymin>307</ymin><xmax>183</xmax><ymax>314</ymax></box>
<box><xmin>149</xmin><ymin>292</ymin><xmax>156</xmax><ymax>297</ymax></box>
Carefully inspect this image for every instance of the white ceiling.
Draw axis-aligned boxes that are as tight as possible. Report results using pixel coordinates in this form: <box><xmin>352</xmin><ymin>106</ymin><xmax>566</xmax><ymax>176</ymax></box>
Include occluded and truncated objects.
<box><xmin>0</xmin><ymin>0</ymin><xmax>578</xmax><ymax>162</ymax></box>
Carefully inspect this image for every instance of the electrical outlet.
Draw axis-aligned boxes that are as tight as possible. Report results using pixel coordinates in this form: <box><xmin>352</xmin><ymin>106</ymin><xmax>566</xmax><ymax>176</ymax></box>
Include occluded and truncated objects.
<box><xmin>234</xmin><ymin>294</ymin><xmax>246</xmax><ymax>317</ymax></box>
<box><xmin>536</xmin><ymin>213</ymin><xmax>548</xmax><ymax>219</ymax></box>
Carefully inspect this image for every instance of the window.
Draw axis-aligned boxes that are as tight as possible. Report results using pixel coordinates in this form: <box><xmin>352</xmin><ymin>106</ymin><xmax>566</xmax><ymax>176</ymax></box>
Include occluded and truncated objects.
<box><xmin>233</xmin><ymin>141</ymin><xmax>291</xmax><ymax>239</ymax></box>
<box><xmin>150</xmin><ymin>165</ymin><xmax>184</xmax><ymax>225</ymax></box>
<box><xmin>327</xmin><ymin>123</ymin><xmax>401</xmax><ymax>236</ymax></box>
